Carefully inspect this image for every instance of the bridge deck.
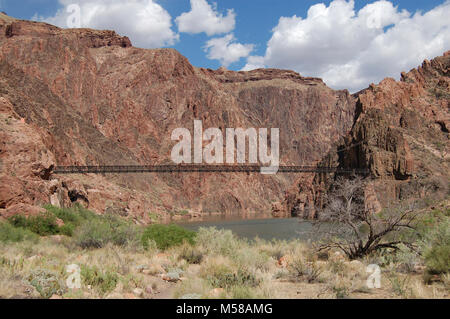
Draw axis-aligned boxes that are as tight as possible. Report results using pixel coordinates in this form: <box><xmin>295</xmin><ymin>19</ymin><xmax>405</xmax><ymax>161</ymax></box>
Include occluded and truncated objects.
<box><xmin>54</xmin><ymin>165</ymin><xmax>369</xmax><ymax>174</ymax></box>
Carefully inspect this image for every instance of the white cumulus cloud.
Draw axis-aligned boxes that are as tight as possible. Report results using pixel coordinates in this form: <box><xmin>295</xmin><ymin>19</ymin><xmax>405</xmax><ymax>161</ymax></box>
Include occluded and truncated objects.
<box><xmin>176</xmin><ymin>0</ymin><xmax>235</xmax><ymax>36</ymax></box>
<box><xmin>243</xmin><ymin>0</ymin><xmax>450</xmax><ymax>92</ymax></box>
<box><xmin>241</xmin><ymin>56</ymin><xmax>266</xmax><ymax>71</ymax></box>
<box><xmin>35</xmin><ymin>0</ymin><xmax>178</xmax><ymax>48</ymax></box>
<box><xmin>204</xmin><ymin>33</ymin><xmax>254</xmax><ymax>67</ymax></box>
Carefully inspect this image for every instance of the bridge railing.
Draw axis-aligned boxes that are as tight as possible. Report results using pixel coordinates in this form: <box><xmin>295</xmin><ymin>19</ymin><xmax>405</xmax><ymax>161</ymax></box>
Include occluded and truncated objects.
<box><xmin>53</xmin><ymin>165</ymin><xmax>369</xmax><ymax>175</ymax></box>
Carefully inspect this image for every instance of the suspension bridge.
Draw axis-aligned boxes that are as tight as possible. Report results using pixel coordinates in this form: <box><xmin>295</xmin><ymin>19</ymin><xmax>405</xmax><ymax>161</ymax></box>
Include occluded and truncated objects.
<box><xmin>53</xmin><ymin>165</ymin><xmax>369</xmax><ymax>175</ymax></box>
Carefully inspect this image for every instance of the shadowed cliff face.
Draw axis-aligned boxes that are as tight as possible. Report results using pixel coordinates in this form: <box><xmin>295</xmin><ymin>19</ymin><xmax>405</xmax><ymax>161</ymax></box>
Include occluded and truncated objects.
<box><xmin>0</xmin><ymin>14</ymin><xmax>356</xmax><ymax>221</ymax></box>
<box><xmin>282</xmin><ymin>52</ymin><xmax>449</xmax><ymax>218</ymax></box>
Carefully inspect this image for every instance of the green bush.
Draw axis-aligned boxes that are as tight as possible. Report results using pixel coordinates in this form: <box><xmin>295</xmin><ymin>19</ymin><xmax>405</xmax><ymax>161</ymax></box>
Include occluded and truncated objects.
<box><xmin>44</xmin><ymin>204</ymin><xmax>99</xmax><ymax>237</ymax></box>
<box><xmin>7</xmin><ymin>215</ymin><xmax>28</xmax><ymax>228</ymax></box>
<box><xmin>141</xmin><ymin>224</ymin><xmax>196</xmax><ymax>250</ymax></box>
<box><xmin>59</xmin><ymin>223</ymin><xmax>75</xmax><ymax>237</ymax></box>
<box><xmin>44</xmin><ymin>205</ymin><xmax>80</xmax><ymax>225</ymax></box>
<box><xmin>424</xmin><ymin>243</ymin><xmax>450</xmax><ymax>275</ymax></box>
<box><xmin>81</xmin><ymin>265</ymin><xmax>118</xmax><ymax>295</ymax></box>
<box><xmin>44</xmin><ymin>204</ymin><xmax>97</xmax><ymax>226</ymax></box>
<box><xmin>0</xmin><ymin>222</ymin><xmax>38</xmax><ymax>243</ymax></box>
<box><xmin>74</xmin><ymin>215</ymin><xmax>139</xmax><ymax>249</ymax></box>
<box><xmin>420</xmin><ymin>217</ymin><xmax>450</xmax><ymax>275</ymax></box>
<box><xmin>3</xmin><ymin>206</ymin><xmax>138</xmax><ymax>244</ymax></box>
<box><xmin>5</xmin><ymin>205</ymin><xmax>99</xmax><ymax>240</ymax></box>
<box><xmin>8</xmin><ymin>213</ymin><xmax>60</xmax><ymax>236</ymax></box>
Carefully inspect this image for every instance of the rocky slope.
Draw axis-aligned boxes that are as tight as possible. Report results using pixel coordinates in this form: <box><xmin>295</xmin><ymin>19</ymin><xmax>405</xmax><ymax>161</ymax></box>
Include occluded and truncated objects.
<box><xmin>281</xmin><ymin>52</ymin><xmax>449</xmax><ymax>218</ymax></box>
<box><xmin>0</xmin><ymin>13</ymin><xmax>357</xmax><ymax>221</ymax></box>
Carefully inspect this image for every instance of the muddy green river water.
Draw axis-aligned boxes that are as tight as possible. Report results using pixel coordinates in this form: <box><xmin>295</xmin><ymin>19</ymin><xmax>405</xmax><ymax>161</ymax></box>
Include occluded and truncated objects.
<box><xmin>176</xmin><ymin>216</ymin><xmax>318</xmax><ymax>241</ymax></box>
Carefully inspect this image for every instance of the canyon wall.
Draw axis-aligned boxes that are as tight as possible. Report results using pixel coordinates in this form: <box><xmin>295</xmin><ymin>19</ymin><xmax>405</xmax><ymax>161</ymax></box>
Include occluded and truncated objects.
<box><xmin>0</xmin><ymin>13</ymin><xmax>448</xmax><ymax>221</ymax></box>
<box><xmin>281</xmin><ymin>52</ymin><xmax>449</xmax><ymax>218</ymax></box>
<box><xmin>0</xmin><ymin>13</ymin><xmax>357</xmax><ymax>221</ymax></box>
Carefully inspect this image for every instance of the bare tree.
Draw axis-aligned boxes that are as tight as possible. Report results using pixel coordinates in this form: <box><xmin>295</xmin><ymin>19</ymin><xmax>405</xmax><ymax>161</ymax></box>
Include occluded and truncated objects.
<box><xmin>314</xmin><ymin>177</ymin><xmax>419</xmax><ymax>259</ymax></box>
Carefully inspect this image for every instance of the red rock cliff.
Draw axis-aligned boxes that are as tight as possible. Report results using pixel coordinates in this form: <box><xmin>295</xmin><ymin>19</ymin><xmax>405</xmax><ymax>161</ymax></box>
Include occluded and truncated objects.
<box><xmin>281</xmin><ymin>51</ymin><xmax>449</xmax><ymax>218</ymax></box>
<box><xmin>0</xmin><ymin>14</ymin><xmax>356</xmax><ymax>221</ymax></box>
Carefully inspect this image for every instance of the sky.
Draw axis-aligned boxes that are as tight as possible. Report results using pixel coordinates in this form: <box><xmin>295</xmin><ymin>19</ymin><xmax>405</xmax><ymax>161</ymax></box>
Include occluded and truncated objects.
<box><xmin>1</xmin><ymin>0</ymin><xmax>449</xmax><ymax>92</ymax></box>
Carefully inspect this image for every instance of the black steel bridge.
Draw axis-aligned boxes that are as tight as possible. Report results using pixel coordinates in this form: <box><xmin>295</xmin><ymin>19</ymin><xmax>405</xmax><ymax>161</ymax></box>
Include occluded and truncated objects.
<box><xmin>54</xmin><ymin>165</ymin><xmax>369</xmax><ymax>175</ymax></box>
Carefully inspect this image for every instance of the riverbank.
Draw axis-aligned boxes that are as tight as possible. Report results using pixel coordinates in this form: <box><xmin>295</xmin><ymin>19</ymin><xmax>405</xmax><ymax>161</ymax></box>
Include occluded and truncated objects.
<box><xmin>0</xmin><ymin>203</ymin><xmax>448</xmax><ymax>299</ymax></box>
<box><xmin>0</xmin><ymin>228</ymin><xmax>448</xmax><ymax>299</ymax></box>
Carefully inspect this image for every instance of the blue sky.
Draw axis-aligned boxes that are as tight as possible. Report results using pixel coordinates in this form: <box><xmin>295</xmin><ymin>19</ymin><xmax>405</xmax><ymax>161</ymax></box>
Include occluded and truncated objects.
<box><xmin>1</xmin><ymin>0</ymin><xmax>448</xmax><ymax>91</ymax></box>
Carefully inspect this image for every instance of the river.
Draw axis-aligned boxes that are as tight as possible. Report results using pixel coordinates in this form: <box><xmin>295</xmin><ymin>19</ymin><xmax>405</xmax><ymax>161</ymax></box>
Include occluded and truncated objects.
<box><xmin>176</xmin><ymin>216</ymin><xmax>319</xmax><ymax>241</ymax></box>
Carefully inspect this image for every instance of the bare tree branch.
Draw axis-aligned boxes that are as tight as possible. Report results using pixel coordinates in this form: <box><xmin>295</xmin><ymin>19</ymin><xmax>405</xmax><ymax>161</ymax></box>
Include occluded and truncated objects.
<box><xmin>313</xmin><ymin>177</ymin><xmax>420</xmax><ymax>259</ymax></box>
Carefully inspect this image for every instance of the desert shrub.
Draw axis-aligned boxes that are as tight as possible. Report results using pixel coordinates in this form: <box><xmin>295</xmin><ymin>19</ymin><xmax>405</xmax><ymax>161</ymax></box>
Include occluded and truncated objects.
<box><xmin>75</xmin><ymin>219</ymin><xmax>111</xmax><ymax>249</ymax></box>
<box><xmin>196</xmin><ymin>227</ymin><xmax>240</xmax><ymax>256</ymax></box>
<box><xmin>26</xmin><ymin>269</ymin><xmax>66</xmax><ymax>299</ymax></box>
<box><xmin>256</xmin><ymin>239</ymin><xmax>292</xmax><ymax>262</ymax></box>
<box><xmin>332</xmin><ymin>285</ymin><xmax>350</xmax><ymax>299</ymax></box>
<box><xmin>0</xmin><ymin>222</ymin><xmax>38</xmax><ymax>243</ymax></box>
<box><xmin>106</xmin><ymin>215</ymin><xmax>141</xmax><ymax>247</ymax></box>
<box><xmin>232</xmin><ymin>268</ymin><xmax>261</xmax><ymax>288</ymax></box>
<box><xmin>327</xmin><ymin>259</ymin><xmax>346</xmax><ymax>274</ymax></box>
<box><xmin>81</xmin><ymin>265</ymin><xmax>118</xmax><ymax>295</ymax></box>
<box><xmin>395</xmin><ymin>245</ymin><xmax>421</xmax><ymax>273</ymax></box>
<box><xmin>273</xmin><ymin>269</ymin><xmax>289</xmax><ymax>280</ymax></box>
<box><xmin>268</xmin><ymin>245</ymin><xmax>285</xmax><ymax>261</ymax></box>
<box><xmin>203</xmin><ymin>264</ymin><xmax>261</xmax><ymax>289</ymax></box>
<box><xmin>231</xmin><ymin>286</ymin><xmax>257</xmax><ymax>299</ymax></box>
<box><xmin>74</xmin><ymin>215</ymin><xmax>139</xmax><ymax>249</ymax></box>
<box><xmin>420</xmin><ymin>217</ymin><xmax>450</xmax><ymax>274</ymax></box>
<box><xmin>234</xmin><ymin>247</ymin><xmax>271</xmax><ymax>271</ymax></box>
<box><xmin>287</xmin><ymin>256</ymin><xmax>322</xmax><ymax>283</ymax></box>
<box><xmin>141</xmin><ymin>224</ymin><xmax>196</xmax><ymax>250</ymax></box>
<box><xmin>388</xmin><ymin>275</ymin><xmax>413</xmax><ymax>298</ymax></box>
<box><xmin>179</xmin><ymin>244</ymin><xmax>203</xmax><ymax>264</ymax></box>
<box><xmin>8</xmin><ymin>213</ymin><xmax>60</xmax><ymax>236</ymax></box>
<box><xmin>174</xmin><ymin>277</ymin><xmax>211</xmax><ymax>299</ymax></box>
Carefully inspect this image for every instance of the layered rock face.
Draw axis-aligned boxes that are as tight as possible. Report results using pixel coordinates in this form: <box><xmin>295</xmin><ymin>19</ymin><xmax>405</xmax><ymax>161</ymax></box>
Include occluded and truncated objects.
<box><xmin>282</xmin><ymin>52</ymin><xmax>449</xmax><ymax>218</ymax></box>
<box><xmin>0</xmin><ymin>14</ymin><xmax>356</xmax><ymax>221</ymax></box>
